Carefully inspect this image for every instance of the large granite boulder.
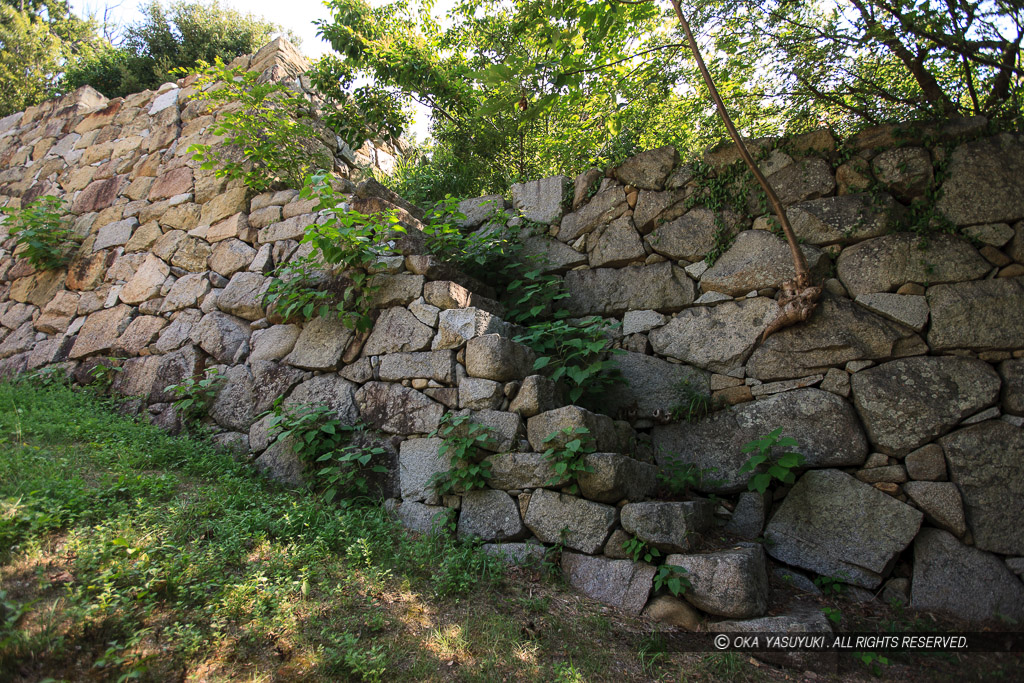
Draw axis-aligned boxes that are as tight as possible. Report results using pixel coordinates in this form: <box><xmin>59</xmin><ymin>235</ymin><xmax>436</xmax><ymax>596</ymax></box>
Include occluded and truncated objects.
<box><xmin>912</xmin><ymin>528</ymin><xmax>1024</xmax><ymax>622</ymax></box>
<box><xmin>926</xmin><ymin>277</ymin><xmax>1024</xmax><ymax>351</ymax></box>
<box><xmin>651</xmin><ymin>389</ymin><xmax>868</xmax><ymax>493</ymax></box>
<box><xmin>935</xmin><ymin>133</ymin><xmax>1024</xmax><ymax>225</ymax></box>
<box><xmin>836</xmin><ymin>233</ymin><xmax>990</xmax><ymax>297</ymax></box>
<box><xmin>619</xmin><ymin>500</ymin><xmax>714</xmax><ymax>553</ymax></box>
<box><xmin>283</xmin><ymin>317</ymin><xmax>355</xmax><ymax>371</ymax></box>
<box><xmin>746</xmin><ymin>294</ymin><xmax>927</xmax><ymax>381</ymax></box>
<box><xmin>523</xmin><ymin>488</ymin><xmax>617</xmax><ymax>554</ymax></box>
<box><xmin>649</xmin><ymin>298</ymin><xmax>777</xmax><ymax>374</ymax></box>
<box><xmin>356</xmin><ymin>382</ymin><xmax>444</xmax><ymax>435</ymax></box>
<box><xmin>784</xmin><ymin>193</ymin><xmax>896</xmax><ymax>246</ymax></box>
<box><xmin>666</xmin><ymin>546</ymin><xmax>770</xmax><ymax>618</ymax></box>
<box><xmin>851</xmin><ymin>357</ymin><xmax>1001</xmax><ymax>455</ymax></box>
<box><xmin>457</xmin><ymin>489</ymin><xmax>528</xmax><ymax>542</ymax></box>
<box><xmin>700</xmin><ymin>231</ymin><xmax>826</xmax><ymax>297</ymax></box>
<box><xmin>602</xmin><ymin>351</ymin><xmax>708</xmax><ymax>421</ymax></box>
<box><xmin>564</xmin><ymin>261</ymin><xmax>695</xmax><ymax>316</ymax></box>
<box><xmin>940</xmin><ymin>420</ymin><xmax>1024</xmax><ymax>555</ymax></box>
<box><xmin>561</xmin><ymin>552</ymin><xmax>656</xmax><ymax>615</ymax></box>
<box><xmin>764</xmin><ymin>470</ymin><xmax>923</xmax><ymax>588</ymax></box>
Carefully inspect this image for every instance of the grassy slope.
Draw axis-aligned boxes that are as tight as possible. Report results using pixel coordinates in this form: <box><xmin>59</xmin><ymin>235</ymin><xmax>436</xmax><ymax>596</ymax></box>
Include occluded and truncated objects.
<box><xmin>0</xmin><ymin>379</ymin><xmax>1019</xmax><ymax>682</ymax></box>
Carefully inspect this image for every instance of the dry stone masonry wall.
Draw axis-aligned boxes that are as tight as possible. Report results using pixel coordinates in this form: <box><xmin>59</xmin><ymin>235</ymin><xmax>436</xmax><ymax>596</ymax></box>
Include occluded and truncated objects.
<box><xmin>1</xmin><ymin>39</ymin><xmax>1023</xmax><ymax>649</ymax></box>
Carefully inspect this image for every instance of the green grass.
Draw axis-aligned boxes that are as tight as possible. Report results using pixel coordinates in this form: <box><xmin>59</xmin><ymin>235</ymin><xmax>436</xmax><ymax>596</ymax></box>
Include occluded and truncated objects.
<box><xmin>2</xmin><ymin>379</ymin><xmax>1020</xmax><ymax>682</ymax></box>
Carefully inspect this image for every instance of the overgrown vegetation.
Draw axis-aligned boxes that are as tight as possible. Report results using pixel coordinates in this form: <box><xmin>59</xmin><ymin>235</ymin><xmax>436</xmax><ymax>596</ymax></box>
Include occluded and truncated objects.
<box><xmin>429</xmin><ymin>412</ymin><xmax>495</xmax><ymax>495</ymax></box>
<box><xmin>166</xmin><ymin>366</ymin><xmax>224</xmax><ymax>428</ymax></box>
<box><xmin>738</xmin><ymin>428</ymin><xmax>806</xmax><ymax>494</ymax></box>
<box><xmin>0</xmin><ymin>195</ymin><xmax>76</xmax><ymax>271</ymax></box>
<box><xmin>187</xmin><ymin>59</ymin><xmax>333</xmax><ymax>193</ymax></box>
<box><xmin>541</xmin><ymin>426</ymin><xmax>595</xmax><ymax>495</ymax></box>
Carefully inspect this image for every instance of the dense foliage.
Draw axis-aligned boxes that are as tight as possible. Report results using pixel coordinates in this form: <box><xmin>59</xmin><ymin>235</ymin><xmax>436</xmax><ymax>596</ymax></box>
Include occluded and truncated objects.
<box><xmin>313</xmin><ymin>0</ymin><xmax>1023</xmax><ymax>203</ymax></box>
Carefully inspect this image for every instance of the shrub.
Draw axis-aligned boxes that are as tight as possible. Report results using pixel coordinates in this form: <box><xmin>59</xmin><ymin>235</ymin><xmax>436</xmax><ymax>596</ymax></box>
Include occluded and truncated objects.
<box><xmin>429</xmin><ymin>413</ymin><xmax>495</xmax><ymax>495</ymax></box>
<box><xmin>0</xmin><ymin>196</ymin><xmax>76</xmax><ymax>270</ymax></box>
<box><xmin>738</xmin><ymin>427</ymin><xmax>806</xmax><ymax>494</ymax></box>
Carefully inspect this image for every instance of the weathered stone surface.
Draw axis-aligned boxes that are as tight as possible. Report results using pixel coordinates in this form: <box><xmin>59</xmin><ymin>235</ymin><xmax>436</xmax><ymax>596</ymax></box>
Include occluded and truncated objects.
<box><xmin>457</xmin><ymin>194</ymin><xmax>506</xmax><ymax>228</ymax></box>
<box><xmin>148</xmin><ymin>166</ymin><xmax>192</xmax><ymax>201</ymax></box>
<box><xmin>200</xmin><ymin>186</ymin><xmax>247</xmax><ymax>226</ymax></box>
<box><xmin>854</xmin><ymin>292</ymin><xmax>929</xmax><ymax>332</ymax></box>
<box><xmin>363</xmin><ymin>307</ymin><xmax>433</xmax><ymax>355</ymax></box>
<box><xmin>701</xmin><ymin>231</ymin><xmax>826</xmax><ymax>296</ymax></box>
<box><xmin>935</xmin><ymin>134</ymin><xmax>1024</xmax><ymax>225</ymax></box>
<box><xmin>487</xmin><ymin>452</ymin><xmax>562</xmax><ymax>490</ymax></box>
<box><xmin>9</xmin><ymin>270</ymin><xmax>65</xmax><ymax>307</ymax></box>
<box><xmin>511</xmin><ymin>175</ymin><xmax>568</xmax><ymax>225</ymax></box>
<box><xmin>457</xmin><ymin>489</ymin><xmax>527</xmax><ymax>542</ymax></box>
<box><xmin>124</xmin><ymin>221</ymin><xmax>163</xmax><ymax>252</ymax></box>
<box><xmin>632</xmin><ymin>188</ymin><xmax>688</xmax><ymax>235</ymax></box>
<box><xmin>206</xmin><ymin>213</ymin><xmax>250</xmax><ymax>243</ymax></box>
<box><xmin>111</xmin><ymin>355</ymin><xmax>160</xmax><ymax>397</ymax></box>
<box><xmin>762</xmin><ymin>157</ymin><xmax>835</xmax><ymax>206</ymax></box>
<box><xmin>764</xmin><ymin>470</ymin><xmax>923</xmax><ymax>588</ymax></box>
<box><xmin>872</xmin><ymin>147</ymin><xmax>933</xmax><ymax>199</ymax></box>
<box><xmin>148</xmin><ymin>345</ymin><xmax>202</xmax><ymax>404</ymax></box>
<box><xmin>614</xmin><ymin>146</ymin><xmax>679</xmax><ymax>190</ymax></box>
<box><xmin>190</xmin><ymin>311</ymin><xmax>250</xmax><ymax>363</ymax></box>
<box><xmin>254</xmin><ymin>440</ymin><xmax>305</xmax><ymax>486</ymax></box>
<box><xmin>508</xmin><ymin>374</ymin><xmax>560</xmax><ymax>418</ymax></box>
<box><xmin>170</xmin><ymin>236</ymin><xmax>213</xmax><ymax>272</ymax></box>
<box><xmin>356</xmin><ymin>382</ymin><xmax>444</xmax><ymax>435</ymax></box>
<box><xmin>368</xmin><ymin>273</ymin><xmax>424</xmax><ymax>308</ymax></box>
<box><xmin>1000</xmin><ymin>359</ymin><xmax>1024</xmax><ymax>416</ymax></box>
<box><xmin>941</xmin><ymin>421</ymin><xmax>1024</xmax><ymax>555</ymax></box>
<box><xmin>73</xmin><ymin>176</ymin><xmax>124</xmax><ymax>213</ymax></box>
<box><xmin>394</xmin><ymin>500</ymin><xmax>454</xmax><ymax>534</ymax></box>
<box><xmin>784</xmin><ymin>194</ymin><xmax>896</xmax><ymax>245</ymax></box>
<box><xmin>458</xmin><ymin>376</ymin><xmax>502</xmax><ymax>410</ymax></box>
<box><xmin>903</xmin><ymin>482</ymin><xmax>967</xmax><ymax>537</ymax></box>
<box><xmin>379</xmin><ymin>350</ymin><xmax>456</xmax><ymax>383</ymax></box>
<box><xmin>524</xmin><ymin>488</ymin><xmax>617</xmax><ymax>554</ymax></box>
<box><xmin>432</xmin><ymin>307</ymin><xmax>509</xmax><ymax>350</ymax></box>
<box><xmin>117</xmin><ymin>254</ymin><xmax>168</xmax><ymax>305</ymax></box>
<box><xmin>283</xmin><ymin>316</ymin><xmax>354</xmax><ymax>371</ymax></box>
<box><xmin>561</xmin><ymin>552</ymin><xmax>656</xmax><ymax>615</ymax></box>
<box><xmin>587</xmin><ymin>215</ymin><xmax>645</xmax><ymax>267</ymax></box>
<box><xmin>0</xmin><ymin>322</ymin><xmax>35</xmax><ymax>359</ymax></box>
<box><xmin>851</xmin><ymin>357</ymin><xmax>1001</xmax><ymax>455</ymax></box>
<box><xmin>564</xmin><ymin>261</ymin><xmax>695</xmax><ymax>316</ymax></box>
<box><xmin>725</xmin><ymin>491</ymin><xmax>769</xmax><ymax>539</ymax></box>
<box><xmin>905</xmin><ymin>444</ymin><xmax>947</xmax><ymax>481</ymax></box>
<box><xmin>926</xmin><ymin>277</ymin><xmax>1024</xmax><ymax>351</ymax></box>
<box><xmin>527</xmin><ymin>405</ymin><xmax>626</xmax><ymax>454</ymax></box>
<box><xmin>912</xmin><ymin>528</ymin><xmax>1024</xmax><ymax>622</ymax></box>
<box><xmin>578</xmin><ymin>453</ymin><xmax>658</xmax><ymax>504</ymax></box>
<box><xmin>746</xmin><ymin>295</ymin><xmax>927</xmax><ymax>381</ymax></box>
<box><xmin>622</xmin><ymin>310</ymin><xmax>667</xmax><ymax>336</ymax></box>
<box><xmin>285</xmin><ymin>374</ymin><xmax>359</xmax><ymax>424</ymax></box>
<box><xmin>651</xmin><ymin>298</ymin><xmax>776</xmax><ymax>374</ymax></box>
<box><xmin>465</xmin><ymin>334</ymin><xmax>536</xmax><ymax>382</ymax></box>
<box><xmin>667</xmin><ymin>546</ymin><xmax>769</xmax><ymax>618</ymax></box>
<box><xmin>519</xmin><ymin>235</ymin><xmax>587</xmax><ymax>273</ymax></box>
<box><xmin>645</xmin><ymin>207</ymin><xmax>738</xmax><ymax>262</ymax></box>
<box><xmin>159</xmin><ymin>272</ymin><xmax>209</xmax><ymax>312</ymax></box>
<box><xmin>249</xmin><ymin>324</ymin><xmax>300</xmax><ymax>362</ymax></box>
<box><xmin>601</xmin><ymin>351</ymin><xmax>708</xmax><ymax>421</ymax></box>
<box><xmin>398</xmin><ymin>437</ymin><xmax>446</xmax><ymax>503</ymax></box>
<box><xmin>836</xmin><ymin>233</ymin><xmax>990</xmax><ymax>297</ymax></box>
<box><xmin>93</xmin><ymin>218</ymin><xmax>138</xmax><ymax>252</ymax></box>
<box><xmin>69</xmin><ymin>305</ymin><xmax>134</xmax><ymax>358</ymax></box>
<box><xmin>35</xmin><ymin>291</ymin><xmax>78</xmax><ymax>333</ymax></box>
<box><xmin>209</xmin><ymin>238</ymin><xmax>256</xmax><ymax>277</ymax></box>
<box><xmin>66</xmin><ymin>251</ymin><xmax>109</xmax><ymax>290</ymax></box>
<box><xmin>643</xmin><ymin>595</ymin><xmax>702</xmax><ymax>630</ymax></box>
<box><xmin>652</xmin><ymin>388</ymin><xmax>867</xmax><ymax>492</ymax></box>
<box><xmin>114</xmin><ymin>315</ymin><xmax>166</xmax><ymax>355</ymax></box>
<box><xmin>216</xmin><ymin>271</ymin><xmax>268</xmax><ymax>321</ymax></box>
<box><xmin>558</xmin><ymin>186</ymin><xmax>628</xmax><ymax>242</ymax></box>
<box><xmin>258</xmin><ymin>213</ymin><xmax>315</xmax><ymax>243</ymax></box>
<box><xmin>620</xmin><ymin>500</ymin><xmax>714</xmax><ymax>553</ymax></box>
<box><xmin>450</xmin><ymin>409</ymin><xmax>522</xmax><ymax>453</ymax></box>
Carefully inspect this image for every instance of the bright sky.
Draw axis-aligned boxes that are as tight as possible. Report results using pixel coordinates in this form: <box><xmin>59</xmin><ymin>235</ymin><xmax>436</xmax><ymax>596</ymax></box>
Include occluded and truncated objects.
<box><xmin>68</xmin><ymin>0</ymin><xmax>452</xmax><ymax>141</ymax></box>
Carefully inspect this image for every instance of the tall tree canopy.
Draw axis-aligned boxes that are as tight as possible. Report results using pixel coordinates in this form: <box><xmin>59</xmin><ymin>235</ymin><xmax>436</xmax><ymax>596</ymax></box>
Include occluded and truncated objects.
<box><xmin>63</xmin><ymin>1</ymin><xmax>300</xmax><ymax>99</ymax></box>
<box><xmin>314</xmin><ymin>0</ymin><xmax>1023</xmax><ymax>202</ymax></box>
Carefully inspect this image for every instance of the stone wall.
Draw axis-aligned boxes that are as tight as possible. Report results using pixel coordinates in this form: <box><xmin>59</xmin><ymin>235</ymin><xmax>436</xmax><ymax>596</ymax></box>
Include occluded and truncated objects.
<box><xmin>1</xmin><ymin>38</ymin><xmax>1023</xmax><ymax>642</ymax></box>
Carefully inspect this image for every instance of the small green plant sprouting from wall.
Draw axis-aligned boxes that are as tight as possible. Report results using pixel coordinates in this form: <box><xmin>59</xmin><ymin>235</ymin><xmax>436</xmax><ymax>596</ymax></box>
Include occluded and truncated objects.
<box><xmin>669</xmin><ymin>378</ymin><xmax>710</xmax><ymax>423</ymax></box>
<box><xmin>541</xmin><ymin>426</ymin><xmax>595</xmax><ymax>495</ymax></box>
<box><xmin>266</xmin><ymin>400</ymin><xmax>387</xmax><ymax>503</ymax></box>
<box><xmin>738</xmin><ymin>427</ymin><xmax>806</xmax><ymax>494</ymax></box>
<box><xmin>653</xmin><ymin>564</ymin><xmax>691</xmax><ymax>597</ymax></box>
<box><xmin>622</xmin><ymin>536</ymin><xmax>661</xmax><ymax>564</ymax></box>
<box><xmin>429</xmin><ymin>413</ymin><xmax>495</xmax><ymax>495</ymax></box>
<box><xmin>185</xmin><ymin>59</ymin><xmax>333</xmax><ymax>192</ymax></box>
<box><xmin>0</xmin><ymin>196</ymin><xmax>77</xmax><ymax>271</ymax></box>
<box><xmin>166</xmin><ymin>368</ymin><xmax>224</xmax><ymax>427</ymax></box>
<box><xmin>263</xmin><ymin>171</ymin><xmax>395</xmax><ymax>332</ymax></box>
<box><xmin>656</xmin><ymin>460</ymin><xmax>718</xmax><ymax>498</ymax></box>
<box><xmin>515</xmin><ymin>317</ymin><xmax>622</xmax><ymax>404</ymax></box>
